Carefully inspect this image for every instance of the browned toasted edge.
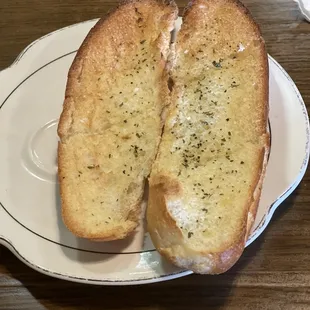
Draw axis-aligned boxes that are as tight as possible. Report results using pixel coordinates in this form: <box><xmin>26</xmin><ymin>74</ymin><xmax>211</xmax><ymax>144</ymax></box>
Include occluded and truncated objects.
<box><xmin>58</xmin><ymin>142</ymin><xmax>146</xmax><ymax>240</ymax></box>
<box><xmin>57</xmin><ymin>0</ymin><xmax>178</xmax><ymax>139</ymax></box>
<box><xmin>147</xmin><ymin>0</ymin><xmax>270</xmax><ymax>273</ymax></box>
<box><xmin>57</xmin><ymin>0</ymin><xmax>178</xmax><ymax>240</ymax></box>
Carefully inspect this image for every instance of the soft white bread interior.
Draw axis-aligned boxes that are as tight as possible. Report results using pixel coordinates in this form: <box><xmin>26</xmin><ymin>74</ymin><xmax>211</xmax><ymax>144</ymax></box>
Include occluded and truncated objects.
<box><xmin>147</xmin><ymin>0</ymin><xmax>269</xmax><ymax>274</ymax></box>
<box><xmin>57</xmin><ymin>0</ymin><xmax>178</xmax><ymax>240</ymax></box>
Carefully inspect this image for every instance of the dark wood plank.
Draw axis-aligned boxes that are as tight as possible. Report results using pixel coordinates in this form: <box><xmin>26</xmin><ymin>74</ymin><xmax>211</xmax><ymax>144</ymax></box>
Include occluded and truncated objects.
<box><xmin>0</xmin><ymin>0</ymin><xmax>310</xmax><ymax>309</ymax></box>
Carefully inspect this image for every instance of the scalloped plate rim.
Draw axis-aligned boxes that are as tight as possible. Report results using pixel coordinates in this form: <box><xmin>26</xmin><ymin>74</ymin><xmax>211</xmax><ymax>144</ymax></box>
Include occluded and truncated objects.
<box><xmin>0</xmin><ymin>19</ymin><xmax>309</xmax><ymax>285</ymax></box>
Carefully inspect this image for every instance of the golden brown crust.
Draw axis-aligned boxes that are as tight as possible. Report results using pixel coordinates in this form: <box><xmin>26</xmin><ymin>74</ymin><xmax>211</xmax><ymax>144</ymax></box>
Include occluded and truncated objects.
<box><xmin>57</xmin><ymin>0</ymin><xmax>178</xmax><ymax>240</ymax></box>
<box><xmin>58</xmin><ymin>143</ymin><xmax>140</xmax><ymax>240</ymax></box>
<box><xmin>245</xmin><ymin>133</ymin><xmax>270</xmax><ymax>240</ymax></box>
<box><xmin>58</xmin><ymin>0</ymin><xmax>177</xmax><ymax>139</ymax></box>
<box><xmin>148</xmin><ymin>176</ymin><xmax>246</xmax><ymax>274</ymax></box>
<box><xmin>147</xmin><ymin>0</ymin><xmax>269</xmax><ymax>274</ymax></box>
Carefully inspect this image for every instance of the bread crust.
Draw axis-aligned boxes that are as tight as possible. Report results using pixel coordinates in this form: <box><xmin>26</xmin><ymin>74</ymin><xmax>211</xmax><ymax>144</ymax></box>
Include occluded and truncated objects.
<box><xmin>58</xmin><ymin>0</ymin><xmax>177</xmax><ymax>139</ymax></box>
<box><xmin>147</xmin><ymin>0</ymin><xmax>269</xmax><ymax>274</ymax></box>
<box><xmin>57</xmin><ymin>0</ymin><xmax>178</xmax><ymax>240</ymax></box>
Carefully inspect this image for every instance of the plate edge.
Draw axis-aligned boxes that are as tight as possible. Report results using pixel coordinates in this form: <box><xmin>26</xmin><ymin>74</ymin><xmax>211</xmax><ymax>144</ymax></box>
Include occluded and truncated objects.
<box><xmin>0</xmin><ymin>22</ymin><xmax>309</xmax><ymax>286</ymax></box>
<box><xmin>0</xmin><ymin>236</ymin><xmax>192</xmax><ymax>286</ymax></box>
<box><xmin>0</xmin><ymin>18</ymin><xmax>99</xmax><ymax>75</ymax></box>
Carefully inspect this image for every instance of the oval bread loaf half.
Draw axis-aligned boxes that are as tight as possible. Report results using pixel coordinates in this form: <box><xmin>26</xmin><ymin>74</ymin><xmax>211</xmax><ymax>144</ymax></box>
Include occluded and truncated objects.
<box><xmin>57</xmin><ymin>0</ymin><xmax>178</xmax><ymax>240</ymax></box>
<box><xmin>147</xmin><ymin>0</ymin><xmax>269</xmax><ymax>274</ymax></box>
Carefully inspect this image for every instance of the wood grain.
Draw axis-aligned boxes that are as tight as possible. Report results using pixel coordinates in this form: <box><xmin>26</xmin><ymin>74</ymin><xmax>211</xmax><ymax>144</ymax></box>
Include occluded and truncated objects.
<box><xmin>0</xmin><ymin>0</ymin><xmax>310</xmax><ymax>309</ymax></box>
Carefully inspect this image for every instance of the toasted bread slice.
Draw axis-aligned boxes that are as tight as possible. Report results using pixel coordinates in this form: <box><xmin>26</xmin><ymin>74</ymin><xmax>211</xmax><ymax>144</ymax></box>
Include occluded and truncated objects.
<box><xmin>58</xmin><ymin>0</ymin><xmax>178</xmax><ymax>240</ymax></box>
<box><xmin>147</xmin><ymin>0</ymin><xmax>269</xmax><ymax>273</ymax></box>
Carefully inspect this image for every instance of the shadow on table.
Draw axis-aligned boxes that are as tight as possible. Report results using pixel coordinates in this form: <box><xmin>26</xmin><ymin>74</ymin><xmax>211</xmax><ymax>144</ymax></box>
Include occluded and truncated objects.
<box><xmin>1</xmin><ymin>191</ymin><xmax>298</xmax><ymax>310</ymax></box>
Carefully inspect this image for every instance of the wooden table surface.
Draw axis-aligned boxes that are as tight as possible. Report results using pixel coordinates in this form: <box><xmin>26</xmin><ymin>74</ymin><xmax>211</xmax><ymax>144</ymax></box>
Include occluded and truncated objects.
<box><xmin>0</xmin><ymin>0</ymin><xmax>310</xmax><ymax>309</ymax></box>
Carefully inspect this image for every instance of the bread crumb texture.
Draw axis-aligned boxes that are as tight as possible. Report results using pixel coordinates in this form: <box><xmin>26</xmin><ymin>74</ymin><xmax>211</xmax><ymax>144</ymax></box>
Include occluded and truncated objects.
<box><xmin>58</xmin><ymin>0</ymin><xmax>177</xmax><ymax>240</ymax></box>
<box><xmin>148</xmin><ymin>0</ymin><xmax>269</xmax><ymax>273</ymax></box>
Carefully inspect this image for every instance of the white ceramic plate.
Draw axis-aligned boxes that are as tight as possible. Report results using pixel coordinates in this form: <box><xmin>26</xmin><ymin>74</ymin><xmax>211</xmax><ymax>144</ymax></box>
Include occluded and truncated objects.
<box><xmin>0</xmin><ymin>18</ymin><xmax>309</xmax><ymax>285</ymax></box>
